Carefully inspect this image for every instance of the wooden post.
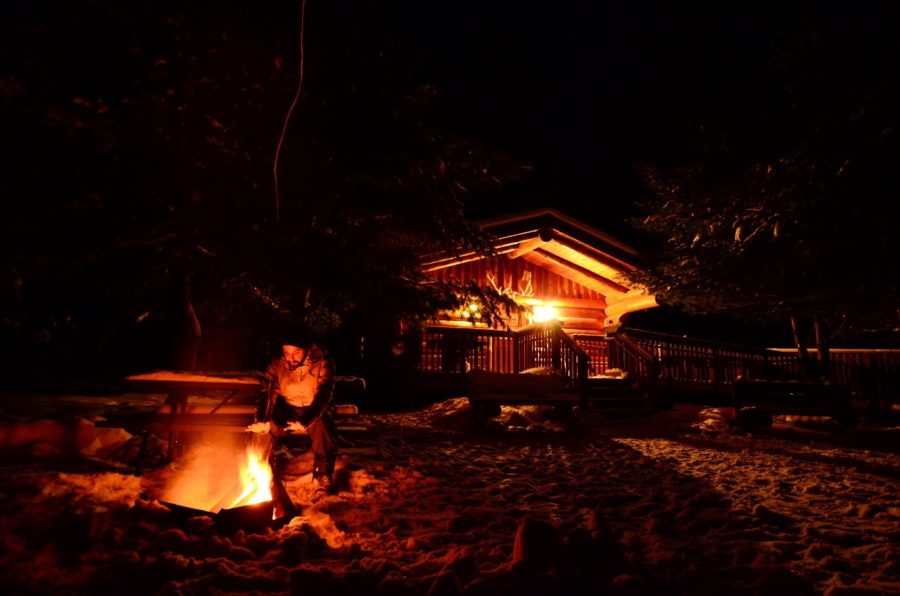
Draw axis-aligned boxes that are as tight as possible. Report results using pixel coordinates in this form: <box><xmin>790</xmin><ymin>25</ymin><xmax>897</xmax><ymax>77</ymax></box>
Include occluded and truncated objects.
<box><xmin>790</xmin><ymin>314</ymin><xmax>813</xmax><ymax>380</ymax></box>
<box><xmin>865</xmin><ymin>352</ymin><xmax>878</xmax><ymax>413</ymax></box>
<box><xmin>551</xmin><ymin>330</ymin><xmax>561</xmax><ymax>371</ymax></box>
<box><xmin>513</xmin><ymin>330</ymin><xmax>520</xmax><ymax>373</ymax></box>
<box><xmin>710</xmin><ymin>346</ymin><xmax>720</xmax><ymax>395</ymax></box>
<box><xmin>813</xmin><ymin>316</ymin><xmax>831</xmax><ymax>382</ymax></box>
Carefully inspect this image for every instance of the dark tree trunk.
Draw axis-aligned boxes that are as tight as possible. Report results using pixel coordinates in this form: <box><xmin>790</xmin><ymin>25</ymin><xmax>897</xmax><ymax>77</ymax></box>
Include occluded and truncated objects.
<box><xmin>170</xmin><ymin>263</ymin><xmax>202</xmax><ymax>371</ymax></box>
<box><xmin>789</xmin><ymin>313</ymin><xmax>815</xmax><ymax>381</ymax></box>
<box><xmin>813</xmin><ymin>315</ymin><xmax>831</xmax><ymax>382</ymax></box>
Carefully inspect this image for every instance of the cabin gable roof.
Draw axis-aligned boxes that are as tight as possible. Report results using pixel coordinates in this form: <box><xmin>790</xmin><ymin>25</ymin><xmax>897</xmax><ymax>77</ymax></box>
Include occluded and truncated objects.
<box><xmin>422</xmin><ymin>208</ymin><xmax>657</xmax><ymax>330</ymax></box>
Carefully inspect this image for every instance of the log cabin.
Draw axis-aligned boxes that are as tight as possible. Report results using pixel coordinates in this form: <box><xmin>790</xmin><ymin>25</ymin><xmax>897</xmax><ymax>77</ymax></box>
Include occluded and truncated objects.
<box><xmin>411</xmin><ymin>209</ymin><xmax>899</xmax><ymax>412</ymax></box>
<box><xmin>422</xmin><ymin>208</ymin><xmax>658</xmax><ymax>334</ymax></box>
<box><xmin>413</xmin><ymin>209</ymin><xmax>660</xmax><ymax>396</ymax></box>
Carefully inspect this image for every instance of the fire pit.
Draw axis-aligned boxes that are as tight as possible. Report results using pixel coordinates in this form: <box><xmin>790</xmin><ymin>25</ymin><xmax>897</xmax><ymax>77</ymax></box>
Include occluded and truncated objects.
<box><xmin>158</xmin><ymin>437</ymin><xmax>297</xmax><ymax>531</ymax></box>
<box><xmin>161</xmin><ymin>501</ymin><xmax>278</xmax><ymax>534</ymax></box>
<box><xmin>162</xmin><ymin>499</ymin><xmax>285</xmax><ymax>533</ymax></box>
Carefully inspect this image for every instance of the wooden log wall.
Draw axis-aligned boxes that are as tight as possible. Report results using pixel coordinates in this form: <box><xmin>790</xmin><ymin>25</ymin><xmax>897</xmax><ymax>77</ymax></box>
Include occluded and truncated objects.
<box><xmin>429</xmin><ymin>256</ymin><xmax>604</xmax><ymax>302</ymax></box>
<box><xmin>429</xmin><ymin>256</ymin><xmax>607</xmax><ymax>332</ymax></box>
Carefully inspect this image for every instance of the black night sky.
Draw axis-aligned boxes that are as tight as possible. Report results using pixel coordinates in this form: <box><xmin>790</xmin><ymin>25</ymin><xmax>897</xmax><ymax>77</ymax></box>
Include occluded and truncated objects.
<box><xmin>2</xmin><ymin>0</ymin><xmax>898</xmax><ymax>376</ymax></box>
<box><xmin>3</xmin><ymin>0</ymin><xmax>894</xmax><ymax>225</ymax></box>
<box><xmin>1</xmin><ymin>4</ymin><xmax>900</xmax><ymax>595</ymax></box>
<box><xmin>391</xmin><ymin>1</ymin><xmax>892</xmax><ymax>226</ymax></box>
<box><xmin>3</xmin><ymin>1</ymin><xmax>895</xmax><ymax>215</ymax></box>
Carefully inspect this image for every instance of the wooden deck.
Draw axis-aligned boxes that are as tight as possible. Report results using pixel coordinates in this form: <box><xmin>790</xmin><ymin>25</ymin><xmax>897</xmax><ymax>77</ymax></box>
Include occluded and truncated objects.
<box><xmin>415</xmin><ymin>325</ymin><xmax>900</xmax><ymax>411</ymax></box>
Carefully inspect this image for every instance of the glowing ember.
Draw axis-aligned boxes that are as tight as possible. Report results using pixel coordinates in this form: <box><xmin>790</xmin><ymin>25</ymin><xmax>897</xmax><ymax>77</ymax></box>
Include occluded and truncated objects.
<box><xmin>226</xmin><ymin>444</ymin><xmax>273</xmax><ymax>509</ymax></box>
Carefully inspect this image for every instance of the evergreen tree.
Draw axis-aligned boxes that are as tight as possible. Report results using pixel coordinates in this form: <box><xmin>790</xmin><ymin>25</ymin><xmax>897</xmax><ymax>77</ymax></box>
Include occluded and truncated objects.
<box><xmin>631</xmin><ymin>14</ymin><xmax>899</xmax><ymax>376</ymax></box>
<box><xmin>1</xmin><ymin>0</ymin><xmax>521</xmax><ymax>379</ymax></box>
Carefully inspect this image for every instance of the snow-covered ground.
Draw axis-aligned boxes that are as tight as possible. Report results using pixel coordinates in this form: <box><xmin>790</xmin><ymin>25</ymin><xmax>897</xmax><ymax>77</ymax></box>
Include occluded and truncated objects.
<box><xmin>0</xmin><ymin>393</ymin><xmax>898</xmax><ymax>595</ymax></box>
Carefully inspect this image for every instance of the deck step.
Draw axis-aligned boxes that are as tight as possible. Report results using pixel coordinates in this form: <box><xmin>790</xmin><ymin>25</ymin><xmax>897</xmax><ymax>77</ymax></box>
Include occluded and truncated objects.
<box><xmin>584</xmin><ymin>387</ymin><xmax>642</xmax><ymax>399</ymax></box>
<box><xmin>582</xmin><ymin>376</ymin><xmax>647</xmax><ymax>414</ymax></box>
<box><xmin>591</xmin><ymin>407</ymin><xmax>652</xmax><ymax>418</ymax></box>
<box><xmin>588</xmin><ymin>395</ymin><xmax>644</xmax><ymax>406</ymax></box>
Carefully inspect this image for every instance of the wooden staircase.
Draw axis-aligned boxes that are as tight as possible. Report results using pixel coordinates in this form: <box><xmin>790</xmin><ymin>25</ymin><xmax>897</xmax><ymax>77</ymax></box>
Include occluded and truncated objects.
<box><xmin>582</xmin><ymin>376</ymin><xmax>652</xmax><ymax>417</ymax></box>
<box><xmin>571</xmin><ymin>331</ymin><xmax>658</xmax><ymax>417</ymax></box>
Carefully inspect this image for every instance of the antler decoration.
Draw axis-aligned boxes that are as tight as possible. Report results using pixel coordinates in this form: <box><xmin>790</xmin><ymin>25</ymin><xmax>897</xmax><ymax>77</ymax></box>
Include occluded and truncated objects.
<box><xmin>487</xmin><ymin>269</ymin><xmax>534</xmax><ymax>298</ymax></box>
<box><xmin>486</xmin><ymin>270</ymin><xmax>507</xmax><ymax>296</ymax></box>
<box><xmin>518</xmin><ymin>271</ymin><xmax>534</xmax><ymax>297</ymax></box>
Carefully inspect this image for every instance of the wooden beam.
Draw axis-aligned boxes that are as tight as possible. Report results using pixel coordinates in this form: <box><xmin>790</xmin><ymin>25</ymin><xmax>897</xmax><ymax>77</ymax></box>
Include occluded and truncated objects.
<box><xmin>543</xmin><ymin>232</ymin><xmax>637</xmax><ymax>273</ymax></box>
<box><xmin>508</xmin><ymin>235</ymin><xmax>550</xmax><ymax>259</ymax></box>
<box><xmin>475</xmin><ymin>208</ymin><xmax>640</xmax><ymax>256</ymax></box>
<box><xmin>524</xmin><ymin>250</ymin><xmax>631</xmax><ymax>296</ymax></box>
<box><xmin>420</xmin><ymin>230</ymin><xmax>549</xmax><ymax>272</ymax></box>
<box><xmin>515</xmin><ymin>296</ymin><xmax>607</xmax><ymax>309</ymax></box>
<box><xmin>555</xmin><ymin>315</ymin><xmax>604</xmax><ymax>327</ymax></box>
<box><xmin>553</xmin><ymin>306</ymin><xmax>606</xmax><ymax>319</ymax></box>
<box><xmin>422</xmin><ymin>246</ymin><xmax>518</xmax><ymax>272</ymax></box>
<box><xmin>604</xmin><ymin>293</ymin><xmax>659</xmax><ymax>322</ymax></box>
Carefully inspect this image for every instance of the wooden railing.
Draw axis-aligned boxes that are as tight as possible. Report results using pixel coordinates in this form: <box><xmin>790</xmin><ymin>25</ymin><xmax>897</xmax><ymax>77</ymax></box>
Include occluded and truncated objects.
<box><xmin>516</xmin><ymin>322</ymin><xmax>591</xmax><ymax>383</ymax></box>
<box><xmin>571</xmin><ymin>334</ymin><xmax>611</xmax><ymax>376</ymax></box>
<box><xmin>767</xmin><ymin>347</ymin><xmax>900</xmax><ymax>408</ymax></box>
<box><xmin>607</xmin><ymin>330</ymin><xmax>660</xmax><ymax>402</ymax></box>
<box><xmin>417</xmin><ymin>322</ymin><xmax>590</xmax><ymax>385</ymax></box>
<box><xmin>418</xmin><ymin>325</ymin><xmax>900</xmax><ymax>408</ymax></box>
<box><xmin>418</xmin><ymin>327</ymin><xmax>516</xmax><ymax>374</ymax></box>
<box><xmin>621</xmin><ymin>328</ymin><xmax>771</xmax><ymax>394</ymax></box>
<box><xmin>611</xmin><ymin>331</ymin><xmax>658</xmax><ymax>377</ymax></box>
<box><xmin>619</xmin><ymin>327</ymin><xmax>900</xmax><ymax>407</ymax></box>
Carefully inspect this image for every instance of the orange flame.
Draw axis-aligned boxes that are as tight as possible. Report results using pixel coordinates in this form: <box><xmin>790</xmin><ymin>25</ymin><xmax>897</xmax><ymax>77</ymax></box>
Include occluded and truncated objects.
<box><xmin>160</xmin><ymin>437</ymin><xmax>276</xmax><ymax>514</ymax></box>
<box><xmin>226</xmin><ymin>444</ymin><xmax>273</xmax><ymax>508</ymax></box>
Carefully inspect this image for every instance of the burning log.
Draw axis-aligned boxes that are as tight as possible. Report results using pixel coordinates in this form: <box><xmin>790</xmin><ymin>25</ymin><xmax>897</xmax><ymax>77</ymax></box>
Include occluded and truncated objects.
<box><xmin>160</xmin><ymin>435</ymin><xmax>297</xmax><ymax>531</ymax></box>
<box><xmin>212</xmin><ymin>442</ymin><xmax>273</xmax><ymax>510</ymax></box>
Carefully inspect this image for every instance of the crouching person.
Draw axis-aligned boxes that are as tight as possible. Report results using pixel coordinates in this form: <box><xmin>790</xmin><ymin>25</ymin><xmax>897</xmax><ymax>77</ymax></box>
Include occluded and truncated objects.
<box><xmin>262</xmin><ymin>331</ymin><xmax>338</xmax><ymax>494</ymax></box>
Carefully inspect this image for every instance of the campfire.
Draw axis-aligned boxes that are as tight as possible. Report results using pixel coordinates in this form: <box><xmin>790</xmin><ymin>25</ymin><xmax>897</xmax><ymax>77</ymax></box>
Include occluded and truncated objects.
<box><xmin>215</xmin><ymin>442</ymin><xmax>273</xmax><ymax>510</ymax></box>
<box><xmin>159</xmin><ymin>435</ymin><xmax>290</xmax><ymax>531</ymax></box>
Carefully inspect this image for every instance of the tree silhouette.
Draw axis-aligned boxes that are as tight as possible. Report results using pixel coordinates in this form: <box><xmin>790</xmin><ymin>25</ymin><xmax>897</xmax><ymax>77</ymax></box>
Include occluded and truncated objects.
<box><xmin>631</xmin><ymin>15</ymin><xmax>899</xmax><ymax>375</ymax></box>
<box><xmin>1</xmin><ymin>0</ymin><xmax>522</xmax><ymax>381</ymax></box>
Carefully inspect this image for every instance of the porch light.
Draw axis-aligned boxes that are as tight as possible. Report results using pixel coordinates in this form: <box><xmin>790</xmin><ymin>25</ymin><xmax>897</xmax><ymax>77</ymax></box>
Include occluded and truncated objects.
<box><xmin>457</xmin><ymin>302</ymin><xmax>482</xmax><ymax>320</ymax></box>
<box><xmin>532</xmin><ymin>304</ymin><xmax>557</xmax><ymax>323</ymax></box>
<box><xmin>468</xmin><ymin>303</ymin><xmax>482</xmax><ymax>320</ymax></box>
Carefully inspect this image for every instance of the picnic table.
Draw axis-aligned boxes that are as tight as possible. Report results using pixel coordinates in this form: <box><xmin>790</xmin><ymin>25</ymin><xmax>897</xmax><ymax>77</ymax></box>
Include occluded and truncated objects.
<box><xmin>97</xmin><ymin>370</ymin><xmax>362</xmax><ymax>471</ymax></box>
<box><xmin>732</xmin><ymin>378</ymin><xmax>859</xmax><ymax>430</ymax></box>
<box><xmin>127</xmin><ymin>369</ymin><xmax>263</xmax><ymax>409</ymax></box>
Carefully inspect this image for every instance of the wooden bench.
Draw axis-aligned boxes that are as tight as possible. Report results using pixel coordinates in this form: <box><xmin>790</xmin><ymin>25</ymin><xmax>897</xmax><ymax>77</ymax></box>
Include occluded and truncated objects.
<box><xmin>466</xmin><ymin>368</ymin><xmax>581</xmax><ymax>422</ymax></box>
<box><xmin>732</xmin><ymin>379</ymin><xmax>859</xmax><ymax>430</ymax></box>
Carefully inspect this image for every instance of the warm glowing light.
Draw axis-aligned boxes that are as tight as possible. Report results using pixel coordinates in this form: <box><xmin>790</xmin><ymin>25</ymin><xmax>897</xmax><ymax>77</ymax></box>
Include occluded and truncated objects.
<box><xmin>459</xmin><ymin>302</ymin><xmax>481</xmax><ymax>320</ymax></box>
<box><xmin>228</xmin><ymin>445</ymin><xmax>273</xmax><ymax>508</ymax></box>
<box><xmin>532</xmin><ymin>304</ymin><xmax>557</xmax><ymax>323</ymax></box>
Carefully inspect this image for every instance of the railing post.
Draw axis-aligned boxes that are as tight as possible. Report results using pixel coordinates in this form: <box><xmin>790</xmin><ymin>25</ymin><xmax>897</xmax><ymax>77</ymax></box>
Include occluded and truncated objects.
<box><xmin>551</xmin><ymin>331</ymin><xmax>561</xmax><ymax>371</ymax></box>
<box><xmin>513</xmin><ymin>331</ymin><xmax>520</xmax><ymax>373</ymax></box>
<box><xmin>710</xmin><ymin>346</ymin><xmax>720</xmax><ymax>395</ymax></box>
